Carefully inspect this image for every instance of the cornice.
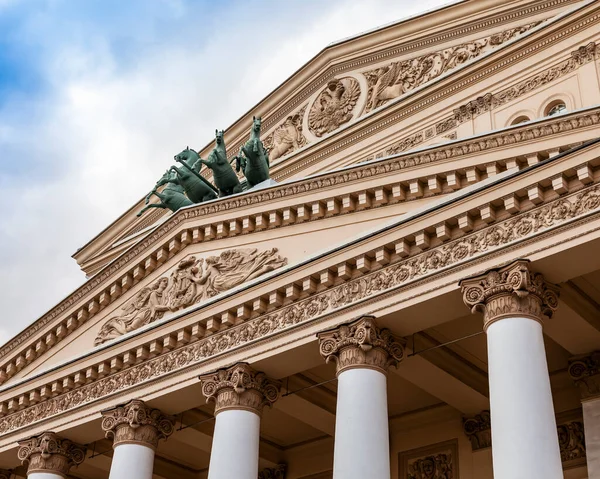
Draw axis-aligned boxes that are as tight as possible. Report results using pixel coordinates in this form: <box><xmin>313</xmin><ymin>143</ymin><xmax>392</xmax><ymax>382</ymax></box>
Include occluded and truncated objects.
<box><xmin>0</xmin><ymin>106</ymin><xmax>597</xmax><ymax>388</ymax></box>
<box><xmin>0</xmin><ymin>141</ymin><xmax>599</xmax><ymax>437</ymax></box>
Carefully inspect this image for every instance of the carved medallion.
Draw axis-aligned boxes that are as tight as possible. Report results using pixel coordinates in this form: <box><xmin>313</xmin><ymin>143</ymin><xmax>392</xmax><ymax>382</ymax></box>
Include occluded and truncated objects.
<box><xmin>399</xmin><ymin>440</ymin><xmax>458</xmax><ymax>479</ymax></box>
<box><xmin>308</xmin><ymin>77</ymin><xmax>360</xmax><ymax>137</ymax></box>
<box><xmin>95</xmin><ymin>248</ymin><xmax>287</xmax><ymax>345</ymax></box>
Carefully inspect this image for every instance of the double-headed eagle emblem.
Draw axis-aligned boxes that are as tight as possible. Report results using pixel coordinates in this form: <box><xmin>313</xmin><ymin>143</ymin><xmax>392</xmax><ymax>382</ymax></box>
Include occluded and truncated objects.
<box><xmin>308</xmin><ymin>77</ymin><xmax>361</xmax><ymax>137</ymax></box>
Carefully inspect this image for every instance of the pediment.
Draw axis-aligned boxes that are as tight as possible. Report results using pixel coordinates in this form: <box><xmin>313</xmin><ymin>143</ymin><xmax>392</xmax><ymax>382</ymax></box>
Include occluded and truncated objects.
<box><xmin>72</xmin><ymin>0</ymin><xmax>581</xmax><ymax>275</ymax></box>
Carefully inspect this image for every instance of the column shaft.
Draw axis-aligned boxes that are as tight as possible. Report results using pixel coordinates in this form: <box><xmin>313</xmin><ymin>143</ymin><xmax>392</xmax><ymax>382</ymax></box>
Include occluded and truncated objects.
<box><xmin>108</xmin><ymin>444</ymin><xmax>155</xmax><ymax>479</ymax></box>
<box><xmin>208</xmin><ymin>410</ymin><xmax>260</xmax><ymax>479</ymax></box>
<box><xmin>200</xmin><ymin>363</ymin><xmax>281</xmax><ymax>479</ymax></box>
<box><xmin>28</xmin><ymin>474</ymin><xmax>63</xmax><ymax>479</ymax></box>
<box><xmin>461</xmin><ymin>260</ymin><xmax>562</xmax><ymax>479</ymax></box>
<box><xmin>333</xmin><ymin>368</ymin><xmax>390</xmax><ymax>479</ymax></box>
<box><xmin>487</xmin><ymin>317</ymin><xmax>562</xmax><ymax>478</ymax></box>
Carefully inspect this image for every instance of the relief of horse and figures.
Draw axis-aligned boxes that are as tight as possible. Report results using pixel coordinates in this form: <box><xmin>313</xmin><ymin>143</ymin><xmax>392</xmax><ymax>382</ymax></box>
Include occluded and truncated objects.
<box><xmin>138</xmin><ymin>116</ymin><xmax>271</xmax><ymax>217</ymax></box>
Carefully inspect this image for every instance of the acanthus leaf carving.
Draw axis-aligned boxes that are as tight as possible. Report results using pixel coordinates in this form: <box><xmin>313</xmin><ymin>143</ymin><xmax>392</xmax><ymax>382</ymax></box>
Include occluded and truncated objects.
<box><xmin>569</xmin><ymin>351</ymin><xmax>600</xmax><ymax>400</ymax></box>
<box><xmin>318</xmin><ymin>316</ymin><xmax>405</xmax><ymax>375</ymax></box>
<box><xmin>200</xmin><ymin>363</ymin><xmax>281</xmax><ymax>415</ymax></box>
<box><xmin>460</xmin><ymin>260</ymin><xmax>560</xmax><ymax>329</ymax></box>
<box><xmin>463</xmin><ymin>410</ymin><xmax>492</xmax><ymax>451</ymax></box>
<box><xmin>17</xmin><ymin>432</ymin><xmax>86</xmax><ymax>476</ymax></box>
<box><xmin>95</xmin><ymin>248</ymin><xmax>287</xmax><ymax>345</ymax></box>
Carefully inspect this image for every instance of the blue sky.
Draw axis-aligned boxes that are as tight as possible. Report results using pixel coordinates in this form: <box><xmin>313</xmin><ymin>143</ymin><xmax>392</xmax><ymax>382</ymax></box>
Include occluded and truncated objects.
<box><xmin>0</xmin><ymin>0</ymin><xmax>450</xmax><ymax>344</ymax></box>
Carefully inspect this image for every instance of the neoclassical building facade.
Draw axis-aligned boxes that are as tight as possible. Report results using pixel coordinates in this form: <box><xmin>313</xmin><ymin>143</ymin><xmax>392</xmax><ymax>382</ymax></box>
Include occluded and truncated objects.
<box><xmin>1</xmin><ymin>0</ymin><xmax>600</xmax><ymax>478</ymax></box>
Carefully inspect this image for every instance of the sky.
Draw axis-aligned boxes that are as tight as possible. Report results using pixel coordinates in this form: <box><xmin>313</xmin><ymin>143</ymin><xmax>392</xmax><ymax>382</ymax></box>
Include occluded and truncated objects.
<box><xmin>0</xmin><ymin>0</ymin><xmax>451</xmax><ymax>346</ymax></box>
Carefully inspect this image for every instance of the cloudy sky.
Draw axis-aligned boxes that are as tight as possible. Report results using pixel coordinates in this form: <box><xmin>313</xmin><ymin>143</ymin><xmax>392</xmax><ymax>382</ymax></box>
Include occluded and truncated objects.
<box><xmin>0</xmin><ymin>0</ymin><xmax>451</xmax><ymax>345</ymax></box>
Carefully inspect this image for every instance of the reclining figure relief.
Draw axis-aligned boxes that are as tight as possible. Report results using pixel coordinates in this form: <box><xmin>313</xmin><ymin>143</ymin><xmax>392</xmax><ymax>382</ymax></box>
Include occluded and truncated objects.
<box><xmin>94</xmin><ymin>248</ymin><xmax>287</xmax><ymax>345</ymax></box>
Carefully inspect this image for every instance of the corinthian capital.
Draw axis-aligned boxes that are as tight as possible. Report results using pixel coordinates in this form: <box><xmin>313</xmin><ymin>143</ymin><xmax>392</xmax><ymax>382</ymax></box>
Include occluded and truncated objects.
<box><xmin>318</xmin><ymin>316</ymin><xmax>405</xmax><ymax>375</ymax></box>
<box><xmin>569</xmin><ymin>351</ymin><xmax>600</xmax><ymax>400</ymax></box>
<box><xmin>17</xmin><ymin>432</ymin><xmax>86</xmax><ymax>477</ymax></box>
<box><xmin>200</xmin><ymin>363</ymin><xmax>281</xmax><ymax>415</ymax></box>
<box><xmin>101</xmin><ymin>399</ymin><xmax>176</xmax><ymax>449</ymax></box>
<box><xmin>460</xmin><ymin>260</ymin><xmax>559</xmax><ymax>329</ymax></box>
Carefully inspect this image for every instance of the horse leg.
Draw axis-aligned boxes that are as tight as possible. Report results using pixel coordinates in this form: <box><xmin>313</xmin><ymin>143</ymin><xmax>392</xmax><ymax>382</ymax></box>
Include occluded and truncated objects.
<box><xmin>137</xmin><ymin>203</ymin><xmax>166</xmax><ymax>217</ymax></box>
<box><xmin>233</xmin><ymin>184</ymin><xmax>244</xmax><ymax>194</ymax></box>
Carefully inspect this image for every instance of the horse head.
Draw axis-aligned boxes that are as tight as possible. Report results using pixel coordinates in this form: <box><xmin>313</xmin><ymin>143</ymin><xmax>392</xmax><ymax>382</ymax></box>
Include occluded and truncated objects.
<box><xmin>252</xmin><ymin>116</ymin><xmax>262</xmax><ymax>135</ymax></box>
<box><xmin>215</xmin><ymin>129</ymin><xmax>225</xmax><ymax>146</ymax></box>
<box><xmin>174</xmin><ymin>146</ymin><xmax>199</xmax><ymax>167</ymax></box>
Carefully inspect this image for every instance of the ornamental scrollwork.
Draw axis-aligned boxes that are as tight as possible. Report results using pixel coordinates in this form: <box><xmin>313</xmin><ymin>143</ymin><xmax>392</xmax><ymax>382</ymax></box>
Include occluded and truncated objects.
<box><xmin>101</xmin><ymin>399</ymin><xmax>175</xmax><ymax>449</ymax></box>
<box><xmin>17</xmin><ymin>432</ymin><xmax>86</xmax><ymax>476</ymax></box>
<box><xmin>318</xmin><ymin>316</ymin><xmax>405</xmax><ymax>375</ymax></box>
<box><xmin>460</xmin><ymin>260</ymin><xmax>560</xmax><ymax>328</ymax></box>
<box><xmin>259</xmin><ymin>464</ymin><xmax>287</xmax><ymax>479</ymax></box>
<box><xmin>2</xmin><ymin>182</ymin><xmax>600</xmax><ymax>436</ymax></box>
<box><xmin>363</xmin><ymin>22</ymin><xmax>542</xmax><ymax>113</ymax></box>
<box><xmin>568</xmin><ymin>351</ymin><xmax>600</xmax><ymax>400</ymax></box>
<box><xmin>558</xmin><ymin>419</ymin><xmax>586</xmax><ymax>464</ymax></box>
<box><xmin>463</xmin><ymin>410</ymin><xmax>491</xmax><ymax>450</ymax></box>
<box><xmin>200</xmin><ymin>363</ymin><xmax>281</xmax><ymax>415</ymax></box>
<box><xmin>95</xmin><ymin>248</ymin><xmax>287</xmax><ymax>345</ymax></box>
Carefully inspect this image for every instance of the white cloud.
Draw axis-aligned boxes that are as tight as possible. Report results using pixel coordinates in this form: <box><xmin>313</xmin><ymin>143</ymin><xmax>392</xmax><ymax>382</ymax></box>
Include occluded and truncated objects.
<box><xmin>0</xmin><ymin>0</ymin><xmax>450</xmax><ymax>344</ymax></box>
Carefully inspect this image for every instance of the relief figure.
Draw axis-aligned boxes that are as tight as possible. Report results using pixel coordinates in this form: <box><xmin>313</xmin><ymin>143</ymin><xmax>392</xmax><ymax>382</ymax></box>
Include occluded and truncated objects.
<box><xmin>95</xmin><ymin>278</ymin><xmax>170</xmax><ymax>345</ymax></box>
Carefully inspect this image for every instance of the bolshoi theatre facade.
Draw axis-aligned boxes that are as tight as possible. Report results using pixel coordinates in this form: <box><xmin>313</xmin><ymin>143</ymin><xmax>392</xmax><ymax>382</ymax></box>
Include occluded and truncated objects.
<box><xmin>2</xmin><ymin>0</ymin><xmax>600</xmax><ymax>477</ymax></box>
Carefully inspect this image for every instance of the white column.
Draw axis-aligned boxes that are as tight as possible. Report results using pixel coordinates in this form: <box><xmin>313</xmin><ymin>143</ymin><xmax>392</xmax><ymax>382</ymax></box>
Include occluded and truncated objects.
<box><xmin>108</xmin><ymin>444</ymin><xmax>155</xmax><ymax>479</ymax></box>
<box><xmin>101</xmin><ymin>400</ymin><xmax>175</xmax><ymax>479</ymax></box>
<box><xmin>200</xmin><ymin>363</ymin><xmax>281</xmax><ymax>479</ymax></box>
<box><xmin>318</xmin><ymin>316</ymin><xmax>405</xmax><ymax>479</ymax></box>
<box><xmin>17</xmin><ymin>432</ymin><xmax>86</xmax><ymax>479</ymax></box>
<box><xmin>461</xmin><ymin>260</ymin><xmax>562</xmax><ymax>479</ymax></box>
<box><xmin>208</xmin><ymin>410</ymin><xmax>260</xmax><ymax>479</ymax></box>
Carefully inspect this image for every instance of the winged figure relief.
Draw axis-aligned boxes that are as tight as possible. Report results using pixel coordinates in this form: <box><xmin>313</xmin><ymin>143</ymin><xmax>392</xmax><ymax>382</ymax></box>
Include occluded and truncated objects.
<box><xmin>264</xmin><ymin>106</ymin><xmax>307</xmax><ymax>161</ymax></box>
<box><xmin>364</xmin><ymin>21</ymin><xmax>543</xmax><ymax>113</ymax></box>
<box><xmin>308</xmin><ymin>78</ymin><xmax>361</xmax><ymax>137</ymax></box>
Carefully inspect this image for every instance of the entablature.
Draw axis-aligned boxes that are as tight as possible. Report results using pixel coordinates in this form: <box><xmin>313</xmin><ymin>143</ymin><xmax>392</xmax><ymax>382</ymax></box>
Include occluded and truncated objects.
<box><xmin>1</xmin><ymin>137</ymin><xmax>600</xmax><ymax>444</ymax></box>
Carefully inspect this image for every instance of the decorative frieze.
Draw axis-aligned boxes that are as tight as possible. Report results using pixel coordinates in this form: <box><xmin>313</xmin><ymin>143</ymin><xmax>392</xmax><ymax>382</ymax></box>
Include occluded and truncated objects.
<box><xmin>259</xmin><ymin>464</ymin><xmax>287</xmax><ymax>479</ymax></box>
<box><xmin>308</xmin><ymin>78</ymin><xmax>361</xmax><ymax>137</ymax></box>
<box><xmin>463</xmin><ymin>410</ymin><xmax>492</xmax><ymax>450</ymax></box>
<box><xmin>569</xmin><ymin>351</ymin><xmax>600</xmax><ymax>400</ymax></box>
<box><xmin>200</xmin><ymin>363</ymin><xmax>281</xmax><ymax>415</ymax></box>
<box><xmin>318</xmin><ymin>316</ymin><xmax>405</xmax><ymax>375</ymax></box>
<box><xmin>263</xmin><ymin>106</ymin><xmax>308</xmax><ymax>161</ymax></box>
<box><xmin>17</xmin><ymin>432</ymin><xmax>86</xmax><ymax>476</ymax></box>
<box><xmin>399</xmin><ymin>440</ymin><xmax>458</xmax><ymax>479</ymax></box>
<box><xmin>460</xmin><ymin>260</ymin><xmax>560</xmax><ymax>329</ymax></box>
<box><xmin>1</xmin><ymin>108</ymin><xmax>597</xmax><ymax>385</ymax></box>
<box><xmin>1</xmin><ymin>159</ymin><xmax>599</xmax><ymax>437</ymax></box>
<box><xmin>101</xmin><ymin>399</ymin><xmax>175</xmax><ymax>449</ymax></box>
<box><xmin>363</xmin><ymin>22</ymin><xmax>541</xmax><ymax>113</ymax></box>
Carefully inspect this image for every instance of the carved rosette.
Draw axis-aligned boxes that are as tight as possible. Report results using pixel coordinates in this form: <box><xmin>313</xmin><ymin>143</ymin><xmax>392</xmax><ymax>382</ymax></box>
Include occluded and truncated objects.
<box><xmin>460</xmin><ymin>260</ymin><xmax>559</xmax><ymax>330</ymax></box>
<box><xmin>569</xmin><ymin>351</ymin><xmax>600</xmax><ymax>400</ymax></box>
<box><xmin>318</xmin><ymin>316</ymin><xmax>405</xmax><ymax>375</ymax></box>
<box><xmin>463</xmin><ymin>411</ymin><xmax>492</xmax><ymax>451</ymax></box>
<box><xmin>101</xmin><ymin>399</ymin><xmax>175</xmax><ymax>449</ymax></box>
<box><xmin>17</xmin><ymin>432</ymin><xmax>86</xmax><ymax>477</ymax></box>
<box><xmin>200</xmin><ymin>363</ymin><xmax>281</xmax><ymax>416</ymax></box>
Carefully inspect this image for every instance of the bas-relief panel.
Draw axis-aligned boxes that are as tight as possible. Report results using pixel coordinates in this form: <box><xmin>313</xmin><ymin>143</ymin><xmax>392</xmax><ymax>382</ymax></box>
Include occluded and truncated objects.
<box><xmin>399</xmin><ymin>440</ymin><xmax>458</xmax><ymax>479</ymax></box>
<box><xmin>260</xmin><ymin>21</ymin><xmax>543</xmax><ymax>163</ymax></box>
<box><xmin>94</xmin><ymin>248</ymin><xmax>287</xmax><ymax>345</ymax></box>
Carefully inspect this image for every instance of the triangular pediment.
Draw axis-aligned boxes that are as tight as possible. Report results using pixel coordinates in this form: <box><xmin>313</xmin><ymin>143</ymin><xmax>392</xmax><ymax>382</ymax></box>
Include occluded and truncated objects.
<box><xmin>72</xmin><ymin>0</ymin><xmax>582</xmax><ymax>276</ymax></box>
